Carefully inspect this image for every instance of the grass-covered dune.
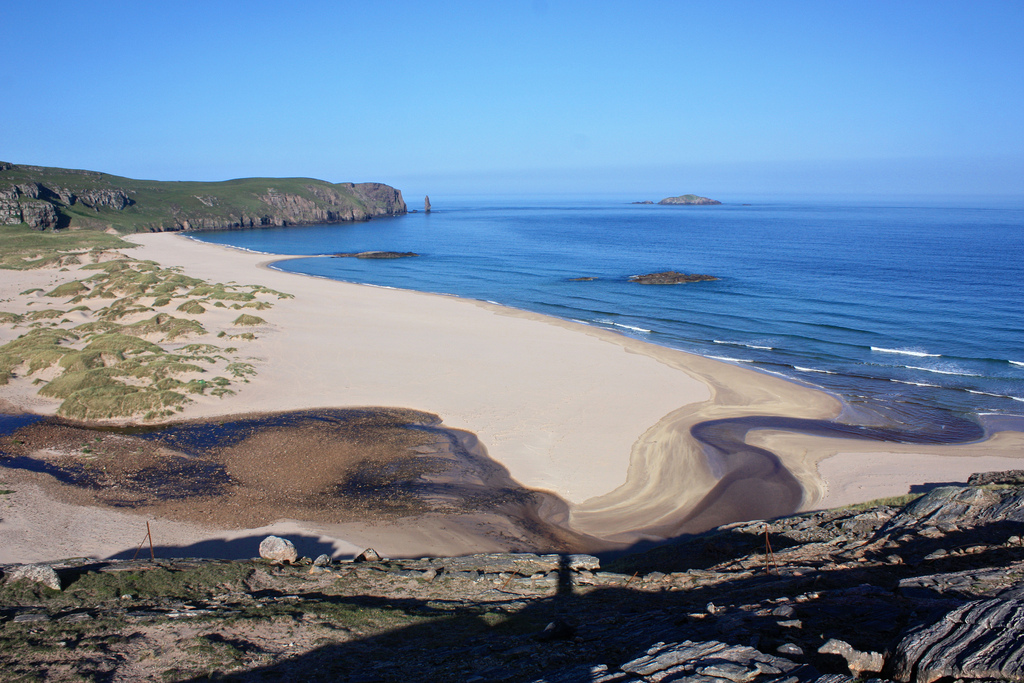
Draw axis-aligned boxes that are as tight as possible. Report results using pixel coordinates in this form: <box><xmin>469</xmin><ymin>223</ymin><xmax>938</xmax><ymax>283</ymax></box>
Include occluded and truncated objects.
<box><xmin>0</xmin><ymin>224</ymin><xmax>289</xmax><ymax>421</ymax></box>
<box><xmin>0</xmin><ymin>161</ymin><xmax>406</xmax><ymax>233</ymax></box>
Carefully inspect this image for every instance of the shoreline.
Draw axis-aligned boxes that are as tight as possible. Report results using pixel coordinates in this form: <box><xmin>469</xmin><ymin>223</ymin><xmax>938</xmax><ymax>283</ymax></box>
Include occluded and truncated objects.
<box><xmin>1</xmin><ymin>231</ymin><xmax>1023</xmax><ymax>562</ymax></box>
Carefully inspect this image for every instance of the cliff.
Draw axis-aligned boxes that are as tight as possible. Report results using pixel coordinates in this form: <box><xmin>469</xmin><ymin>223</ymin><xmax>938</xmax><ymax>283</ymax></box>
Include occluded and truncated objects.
<box><xmin>0</xmin><ymin>161</ymin><xmax>406</xmax><ymax>233</ymax></box>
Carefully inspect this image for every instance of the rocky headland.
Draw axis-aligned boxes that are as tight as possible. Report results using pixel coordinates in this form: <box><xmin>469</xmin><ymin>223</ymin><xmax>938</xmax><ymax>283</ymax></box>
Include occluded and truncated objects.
<box><xmin>0</xmin><ymin>162</ymin><xmax>406</xmax><ymax>233</ymax></box>
<box><xmin>3</xmin><ymin>473</ymin><xmax>1023</xmax><ymax>681</ymax></box>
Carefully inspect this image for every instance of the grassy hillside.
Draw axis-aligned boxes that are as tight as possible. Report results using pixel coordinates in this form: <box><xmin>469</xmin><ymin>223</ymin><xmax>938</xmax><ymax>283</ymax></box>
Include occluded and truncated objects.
<box><xmin>0</xmin><ymin>162</ymin><xmax>406</xmax><ymax>234</ymax></box>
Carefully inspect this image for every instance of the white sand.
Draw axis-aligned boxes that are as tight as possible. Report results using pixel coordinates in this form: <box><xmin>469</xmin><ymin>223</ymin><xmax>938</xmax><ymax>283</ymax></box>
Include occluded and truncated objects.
<box><xmin>747</xmin><ymin>429</ymin><xmax>1024</xmax><ymax>510</ymax></box>
<box><xmin>1</xmin><ymin>231</ymin><xmax>1022</xmax><ymax>562</ymax></box>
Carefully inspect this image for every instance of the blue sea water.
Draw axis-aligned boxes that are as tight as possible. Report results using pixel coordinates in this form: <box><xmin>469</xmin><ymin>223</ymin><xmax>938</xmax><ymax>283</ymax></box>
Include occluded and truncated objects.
<box><xmin>190</xmin><ymin>197</ymin><xmax>1024</xmax><ymax>428</ymax></box>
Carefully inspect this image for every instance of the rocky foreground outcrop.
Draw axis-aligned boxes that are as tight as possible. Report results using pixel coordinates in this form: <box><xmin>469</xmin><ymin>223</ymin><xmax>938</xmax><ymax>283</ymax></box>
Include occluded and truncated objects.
<box><xmin>2</xmin><ymin>478</ymin><xmax>1023</xmax><ymax>681</ymax></box>
<box><xmin>0</xmin><ymin>162</ymin><xmax>406</xmax><ymax>232</ymax></box>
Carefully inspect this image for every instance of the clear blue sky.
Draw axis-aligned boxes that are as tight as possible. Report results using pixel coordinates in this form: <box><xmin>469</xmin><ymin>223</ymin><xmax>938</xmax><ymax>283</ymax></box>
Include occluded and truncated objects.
<box><xmin>3</xmin><ymin>1</ymin><xmax>1022</xmax><ymax>199</ymax></box>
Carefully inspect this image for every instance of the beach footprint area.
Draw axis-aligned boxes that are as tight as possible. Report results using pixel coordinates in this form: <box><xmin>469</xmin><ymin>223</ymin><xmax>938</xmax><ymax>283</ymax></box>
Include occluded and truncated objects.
<box><xmin>1</xmin><ymin>232</ymin><xmax>1023</xmax><ymax>563</ymax></box>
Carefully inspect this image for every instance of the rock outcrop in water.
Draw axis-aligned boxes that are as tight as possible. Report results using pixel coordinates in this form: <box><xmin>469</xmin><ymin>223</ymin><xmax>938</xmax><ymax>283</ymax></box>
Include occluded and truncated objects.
<box><xmin>629</xmin><ymin>271</ymin><xmax>719</xmax><ymax>284</ymax></box>
<box><xmin>333</xmin><ymin>251</ymin><xmax>419</xmax><ymax>259</ymax></box>
<box><xmin>3</xmin><ymin>474</ymin><xmax>1024</xmax><ymax>680</ymax></box>
<box><xmin>0</xmin><ymin>162</ymin><xmax>406</xmax><ymax>233</ymax></box>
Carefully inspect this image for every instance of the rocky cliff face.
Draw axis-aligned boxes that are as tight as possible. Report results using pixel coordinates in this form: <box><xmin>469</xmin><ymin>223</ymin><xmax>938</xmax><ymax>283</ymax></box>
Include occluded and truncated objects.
<box><xmin>0</xmin><ymin>162</ymin><xmax>406</xmax><ymax>232</ymax></box>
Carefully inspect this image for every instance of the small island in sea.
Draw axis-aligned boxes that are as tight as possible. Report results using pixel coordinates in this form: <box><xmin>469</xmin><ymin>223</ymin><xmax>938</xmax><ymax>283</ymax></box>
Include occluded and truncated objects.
<box><xmin>629</xmin><ymin>271</ymin><xmax>719</xmax><ymax>284</ymax></box>
<box><xmin>658</xmin><ymin>194</ymin><xmax>722</xmax><ymax>205</ymax></box>
<box><xmin>631</xmin><ymin>194</ymin><xmax>722</xmax><ymax>205</ymax></box>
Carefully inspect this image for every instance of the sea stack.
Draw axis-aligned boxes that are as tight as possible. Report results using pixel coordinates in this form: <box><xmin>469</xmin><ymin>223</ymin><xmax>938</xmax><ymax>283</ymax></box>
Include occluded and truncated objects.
<box><xmin>425</xmin><ymin>195</ymin><xmax>432</xmax><ymax>213</ymax></box>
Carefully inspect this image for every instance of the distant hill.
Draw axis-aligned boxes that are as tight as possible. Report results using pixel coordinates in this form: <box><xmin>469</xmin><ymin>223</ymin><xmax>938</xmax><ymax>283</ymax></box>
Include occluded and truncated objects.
<box><xmin>0</xmin><ymin>162</ymin><xmax>406</xmax><ymax>233</ymax></box>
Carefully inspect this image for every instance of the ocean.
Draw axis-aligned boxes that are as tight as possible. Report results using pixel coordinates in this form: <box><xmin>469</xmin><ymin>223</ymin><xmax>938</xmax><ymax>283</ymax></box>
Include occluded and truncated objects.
<box><xmin>190</xmin><ymin>197</ymin><xmax>1024</xmax><ymax>433</ymax></box>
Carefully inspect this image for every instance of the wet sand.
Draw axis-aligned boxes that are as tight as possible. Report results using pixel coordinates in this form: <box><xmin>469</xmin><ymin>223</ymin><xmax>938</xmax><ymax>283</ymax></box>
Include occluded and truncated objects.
<box><xmin>0</xmin><ymin>409</ymin><xmax>597</xmax><ymax>563</ymax></box>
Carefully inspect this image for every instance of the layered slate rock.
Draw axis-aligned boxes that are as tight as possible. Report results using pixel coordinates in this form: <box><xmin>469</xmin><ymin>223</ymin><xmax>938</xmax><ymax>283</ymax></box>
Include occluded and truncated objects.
<box><xmin>890</xmin><ymin>598</ymin><xmax>1024</xmax><ymax>683</ymax></box>
<box><xmin>5</xmin><ymin>564</ymin><xmax>62</xmax><ymax>591</ymax></box>
<box><xmin>968</xmin><ymin>469</ymin><xmax>1024</xmax><ymax>486</ymax></box>
<box><xmin>880</xmin><ymin>485</ymin><xmax>1024</xmax><ymax>532</ymax></box>
<box><xmin>531</xmin><ymin>639</ymin><xmax>809</xmax><ymax>683</ymax></box>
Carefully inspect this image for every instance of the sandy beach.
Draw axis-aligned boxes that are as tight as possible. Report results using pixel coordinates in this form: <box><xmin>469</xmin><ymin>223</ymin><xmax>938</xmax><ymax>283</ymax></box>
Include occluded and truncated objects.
<box><xmin>1</xmin><ymin>231</ymin><xmax>1022</xmax><ymax>563</ymax></box>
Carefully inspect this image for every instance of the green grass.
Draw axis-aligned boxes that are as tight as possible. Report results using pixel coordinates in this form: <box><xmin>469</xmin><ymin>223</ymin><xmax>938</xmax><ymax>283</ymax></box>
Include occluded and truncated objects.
<box><xmin>82</xmin><ymin>332</ymin><xmax>164</xmax><ymax>355</ymax></box>
<box><xmin>232</xmin><ymin>314</ymin><xmax>265</xmax><ymax>326</ymax></box>
<box><xmin>45</xmin><ymin>281</ymin><xmax>89</xmax><ymax>297</ymax></box>
<box><xmin>57</xmin><ymin>385</ymin><xmax>188</xmax><ymax>420</ymax></box>
<box><xmin>176</xmin><ymin>299</ymin><xmax>206</xmax><ymax>314</ymax></box>
<box><xmin>226</xmin><ymin>362</ymin><xmax>256</xmax><ymax>378</ymax></box>
<box><xmin>0</xmin><ymin>224</ymin><xmax>132</xmax><ymax>266</ymax></box>
<box><xmin>125</xmin><ymin>314</ymin><xmax>206</xmax><ymax>340</ymax></box>
<box><xmin>0</xmin><ymin>328</ymin><xmax>77</xmax><ymax>381</ymax></box>
<box><xmin>843</xmin><ymin>493</ymin><xmax>924</xmax><ymax>511</ymax></box>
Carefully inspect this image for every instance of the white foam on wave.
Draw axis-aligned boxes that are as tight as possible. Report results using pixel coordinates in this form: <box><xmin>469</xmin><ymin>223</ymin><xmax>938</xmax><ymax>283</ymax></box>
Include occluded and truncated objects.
<box><xmin>1010</xmin><ymin>360</ymin><xmax>1024</xmax><ymax>367</ymax></box>
<box><xmin>905</xmin><ymin>365</ymin><xmax>982</xmax><ymax>378</ymax></box>
<box><xmin>871</xmin><ymin>346</ymin><xmax>940</xmax><ymax>358</ymax></box>
<box><xmin>187</xmin><ymin>235</ymin><xmax>277</xmax><ymax>255</ymax></box>
<box><xmin>713</xmin><ymin>340</ymin><xmax>773</xmax><ymax>350</ymax></box>
<box><xmin>968</xmin><ymin>389</ymin><xmax>1024</xmax><ymax>402</ymax></box>
<box><xmin>597</xmin><ymin>319</ymin><xmax>651</xmax><ymax>333</ymax></box>
<box><xmin>794</xmin><ymin>366</ymin><xmax>836</xmax><ymax>374</ymax></box>
<box><xmin>890</xmin><ymin>379</ymin><xmax>941</xmax><ymax>388</ymax></box>
<box><xmin>708</xmin><ymin>355</ymin><xmax>753</xmax><ymax>363</ymax></box>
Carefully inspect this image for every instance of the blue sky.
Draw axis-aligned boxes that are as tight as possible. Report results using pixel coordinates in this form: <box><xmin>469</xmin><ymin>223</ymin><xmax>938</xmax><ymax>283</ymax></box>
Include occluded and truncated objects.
<box><xmin>3</xmin><ymin>1</ymin><xmax>1022</xmax><ymax>198</ymax></box>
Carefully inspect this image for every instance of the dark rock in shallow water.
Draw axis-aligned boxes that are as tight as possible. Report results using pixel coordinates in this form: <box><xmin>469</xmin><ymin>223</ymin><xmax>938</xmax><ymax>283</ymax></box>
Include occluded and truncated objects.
<box><xmin>629</xmin><ymin>271</ymin><xmax>718</xmax><ymax>285</ymax></box>
<box><xmin>631</xmin><ymin>200</ymin><xmax>654</xmax><ymax>204</ymax></box>
<box><xmin>569</xmin><ymin>276</ymin><xmax>597</xmax><ymax>281</ymax></box>
<box><xmin>333</xmin><ymin>251</ymin><xmax>419</xmax><ymax>259</ymax></box>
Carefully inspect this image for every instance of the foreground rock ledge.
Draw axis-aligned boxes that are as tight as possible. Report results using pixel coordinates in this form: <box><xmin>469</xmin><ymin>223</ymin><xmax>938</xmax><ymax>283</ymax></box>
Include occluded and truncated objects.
<box><xmin>2</xmin><ymin>478</ymin><xmax>1024</xmax><ymax>682</ymax></box>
